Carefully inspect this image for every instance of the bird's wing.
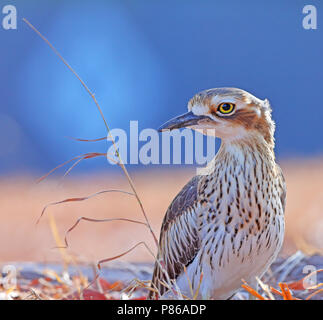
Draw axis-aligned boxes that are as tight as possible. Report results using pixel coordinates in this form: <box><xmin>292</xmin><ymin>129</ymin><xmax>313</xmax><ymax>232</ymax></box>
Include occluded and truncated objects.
<box><xmin>148</xmin><ymin>176</ymin><xmax>201</xmax><ymax>299</ymax></box>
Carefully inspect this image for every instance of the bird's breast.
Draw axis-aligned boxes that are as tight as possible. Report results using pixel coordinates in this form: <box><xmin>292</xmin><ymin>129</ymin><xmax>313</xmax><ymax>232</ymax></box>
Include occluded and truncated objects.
<box><xmin>190</xmin><ymin>153</ymin><xmax>285</xmax><ymax>297</ymax></box>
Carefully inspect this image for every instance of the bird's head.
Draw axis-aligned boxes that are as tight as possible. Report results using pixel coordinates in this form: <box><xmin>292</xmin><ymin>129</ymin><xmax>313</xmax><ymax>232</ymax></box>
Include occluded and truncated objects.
<box><xmin>159</xmin><ymin>87</ymin><xmax>275</xmax><ymax>146</ymax></box>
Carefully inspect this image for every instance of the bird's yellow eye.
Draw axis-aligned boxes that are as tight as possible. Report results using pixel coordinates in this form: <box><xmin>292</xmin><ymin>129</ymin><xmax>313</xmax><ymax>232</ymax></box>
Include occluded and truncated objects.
<box><xmin>218</xmin><ymin>103</ymin><xmax>235</xmax><ymax>115</ymax></box>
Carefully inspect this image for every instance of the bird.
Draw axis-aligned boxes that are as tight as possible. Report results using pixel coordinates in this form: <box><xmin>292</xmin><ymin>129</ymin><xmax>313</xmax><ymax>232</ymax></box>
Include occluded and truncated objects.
<box><xmin>148</xmin><ymin>87</ymin><xmax>286</xmax><ymax>300</ymax></box>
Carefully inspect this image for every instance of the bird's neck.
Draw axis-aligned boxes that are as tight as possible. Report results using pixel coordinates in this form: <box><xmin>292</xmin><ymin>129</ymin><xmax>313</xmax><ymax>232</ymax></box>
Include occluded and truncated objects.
<box><xmin>201</xmin><ymin>134</ymin><xmax>276</xmax><ymax>178</ymax></box>
<box><xmin>219</xmin><ymin>134</ymin><xmax>275</xmax><ymax>164</ymax></box>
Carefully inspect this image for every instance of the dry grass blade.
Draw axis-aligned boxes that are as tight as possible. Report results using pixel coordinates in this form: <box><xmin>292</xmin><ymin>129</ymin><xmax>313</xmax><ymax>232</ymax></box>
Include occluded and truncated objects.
<box><xmin>37</xmin><ymin>152</ymin><xmax>106</xmax><ymax>183</ymax></box>
<box><xmin>97</xmin><ymin>241</ymin><xmax>155</xmax><ymax>270</ymax></box>
<box><xmin>306</xmin><ymin>288</ymin><xmax>323</xmax><ymax>300</ymax></box>
<box><xmin>278</xmin><ymin>283</ymin><xmax>294</xmax><ymax>300</ymax></box>
<box><xmin>193</xmin><ymin>272</ymin><xmax>204</xmax><ymax>300</ymax></box>
<box><xmin>62</xmin><ymin>153</ymin><xmax>119</xmax><ymax>179</ymax></box>
<box><xmin>270</xmin><ymin>286</ymin><xmax>284</xmax><ymax>297</ymax></box>
<box><xmin>241</xmin><ymin>280</ymin><xmax>267</xmax><ymax>300</ymax></box>
<box><xmin>256</xmin><ymin>277</ymin><xmax>275</xmax><ymax>300</ymax></box>
<box><xmin>123</xmin><ymin>278</ymin><xmax>154</xmax><ymax>299</ymax></box>
<box><xmin>183</xmin><ymin>265</ymin><xmax>194</xmax><ymax>297</ymax></box>
<box><xmin>157</xmin><ymin>279</ymin><xmax>172</xmax><ymax>292</ymax></box>
<box><xmin>37</xmin><ymin>189</ymin><xmax>134</xmax><ymax>225</ymax></box>
<box><xmin>35</xmin><ymin>152</ymin><xmax>109</xmax><ymax>264</ymax></box>
<box><xmin>23</xmin><ymin>18</ymin><xmax>158</xmax><ymax>248</ymax></box>
<box><xmin>66</xmin><ymin>136</ymin><xmax>107</xmax><ymax>142</ymax></box>
<box><xmin>62</xmin><ymin>158</ymin><xmax>85</xmax><ymax>179</ymax></box>
<box><xmin>36</xmin><ymin>155</ymin><xmax>83</xmax><ymax>183</ymax></box>
<box><xmin>63</xmin><ymin>216</ymin><xmax>147</xmax><ymax>248</ymax></box>
<box><xmin>48</xmin><ymin>212</ymin><xmax>72</xmax><ymax>265</ymax></box>
<box><xmin>25</xmin><ymin>289</ymin><xmax>43</xmax><ymax>300</ymax></box>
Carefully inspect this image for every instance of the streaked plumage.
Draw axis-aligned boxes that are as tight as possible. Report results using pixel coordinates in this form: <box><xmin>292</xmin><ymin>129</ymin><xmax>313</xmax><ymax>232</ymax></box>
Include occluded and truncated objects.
<box><xmin>148</xmin><ymin>88</ymin><xmax>286</xmax><ymax>300</ymax></box>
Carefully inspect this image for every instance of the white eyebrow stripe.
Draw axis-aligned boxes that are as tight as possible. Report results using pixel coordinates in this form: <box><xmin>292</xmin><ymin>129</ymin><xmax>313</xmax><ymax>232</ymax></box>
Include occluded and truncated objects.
<box><xmin>191</xmin><ymin>103</ymin><xmax>209</xmax><ymax>115</ymax></box>
<box><xmin>211</xmin><ymin>96</ymin><xmax>236</xmax><ymax>105</ymax></box>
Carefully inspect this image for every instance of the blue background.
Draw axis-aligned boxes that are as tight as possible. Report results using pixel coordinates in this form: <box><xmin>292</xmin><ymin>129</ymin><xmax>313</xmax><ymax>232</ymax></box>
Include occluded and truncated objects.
<box><xmin>0</xmin><ymin>0</ymin><xmax>322</xmax><ymax>174</ymax></box>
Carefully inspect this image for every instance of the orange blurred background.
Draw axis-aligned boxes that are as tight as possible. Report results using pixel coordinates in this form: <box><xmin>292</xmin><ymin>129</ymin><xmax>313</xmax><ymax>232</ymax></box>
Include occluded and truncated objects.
<box><xmin>1</xmin><ymin>158</ymin><xmax>323</xmax><ymax>265</ymax></box>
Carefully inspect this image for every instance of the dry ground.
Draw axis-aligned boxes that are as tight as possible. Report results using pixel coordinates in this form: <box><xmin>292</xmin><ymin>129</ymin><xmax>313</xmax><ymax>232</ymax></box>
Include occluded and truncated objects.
<box><xmin>0</xmin><ymin>158</ymin><xmax>323</xmax><ymax>265</ymax></box>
